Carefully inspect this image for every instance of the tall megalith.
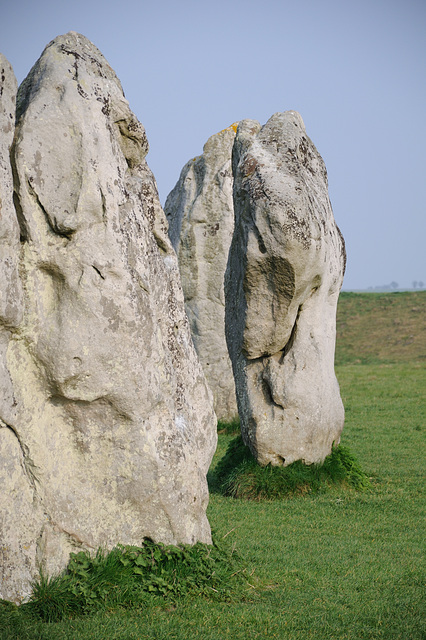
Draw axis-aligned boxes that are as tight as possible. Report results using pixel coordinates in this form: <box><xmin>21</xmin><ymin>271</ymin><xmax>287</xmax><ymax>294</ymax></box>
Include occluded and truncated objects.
<box><xmin>225</xmin><ymin>112</ymin><xmax>346</xmax><ymax>467</ymax></box>
<box><xmin>165</xmin><ymin>125</ymin><xmax>238</xmax><ymax>421</ymax></box>
<box><xmin>0</xmin><ymin>33</ymin><xmax>216</xmax><ymax>603</ymax></box>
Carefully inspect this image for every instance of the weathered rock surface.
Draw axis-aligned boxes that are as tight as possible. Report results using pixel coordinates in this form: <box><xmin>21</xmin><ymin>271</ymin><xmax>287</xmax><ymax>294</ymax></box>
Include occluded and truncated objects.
<box><xmin>165</xmin><ymin>125</ymin><xmax>238</xmax><ymax>420</ymax></box>
<box><xmin>0</xmin><ymin>54</ymin><xmax>31</xmax><ymax>604</ymax></box>
<box><xmin>0</xmin><ymin>33</ymin><xmax>216</xmax><ymax>603</ymax></box>
<box><xmin>0</xmin><ymin>54</ymin><xmax>23</xmax><ymax>330</ymax></box>
<box><xmin>225</xmin><ymin>112</ymin><xmax>346</xmax><ymax>467</ymax></box>
<box><xmin>0</xmin><ymin>55</ymin><xmax>22</xmax><ymax>380</ymax></box>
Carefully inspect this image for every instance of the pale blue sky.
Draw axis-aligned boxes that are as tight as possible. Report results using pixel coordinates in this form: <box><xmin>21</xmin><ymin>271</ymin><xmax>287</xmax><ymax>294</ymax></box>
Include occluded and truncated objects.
<box><xmin>1</xmin><ymin>0</ymin><xmax>425</xmax><ymax>290</ymax></box>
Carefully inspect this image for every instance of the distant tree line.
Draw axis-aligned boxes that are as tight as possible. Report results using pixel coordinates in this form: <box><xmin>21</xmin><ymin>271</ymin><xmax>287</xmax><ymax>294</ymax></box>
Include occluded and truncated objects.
<box><xmin>366</xmin><ymin>281</ymin><xmax>424</xmax><ymax>292</ymax></box>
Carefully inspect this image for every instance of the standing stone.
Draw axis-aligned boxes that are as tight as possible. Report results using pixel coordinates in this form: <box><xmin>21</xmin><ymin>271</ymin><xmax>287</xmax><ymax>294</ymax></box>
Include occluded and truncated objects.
<box><xmin>225</xmin><ymin>112</ymin><xmax>346</xmax><ymax>467</ymax></box>
<box><xmin>165</xmin><ymin>125</ymin><xmax>238</xmax><ymax>421</ymax></box>
<box><xmin>0</xmin><ymin>33</ymin><xmax>216</xmax><ymax>603</ymax></box>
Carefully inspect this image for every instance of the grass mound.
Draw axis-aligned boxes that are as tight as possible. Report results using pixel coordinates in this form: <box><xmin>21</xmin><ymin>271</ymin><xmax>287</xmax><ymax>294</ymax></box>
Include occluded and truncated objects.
<box><xmin>214</xmin><ymin>436</ymin><xmax>371</xmax><ymax>500</ymax></box>
<box><xmin>17</xmin><ymin>537</ymin><xmax>250</xmax><ymax>623</ymax></box>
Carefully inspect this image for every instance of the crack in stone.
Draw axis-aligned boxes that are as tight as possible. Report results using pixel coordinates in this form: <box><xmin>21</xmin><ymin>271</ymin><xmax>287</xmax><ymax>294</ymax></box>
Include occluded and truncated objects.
<box><xmin>41</xmin><ymin>518</ymin><xmax>94</xmax><ymax>549</ymax></box>
<box><xmin>35</xmin><ymin>519</ymin><xmax>93</xmax><ymax>575</ymax></box>
<box><xmin>0</xmin><ymin>417</ymin><xmax>39</xmax><ymax>493</ymax></box>
<box><xmin>261</xmin><ymin>375</ymin><xmax>285</xmax><ymax>410</ymax></box>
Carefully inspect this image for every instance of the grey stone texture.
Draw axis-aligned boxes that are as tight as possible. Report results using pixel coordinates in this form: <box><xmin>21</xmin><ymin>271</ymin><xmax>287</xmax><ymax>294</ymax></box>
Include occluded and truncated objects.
<box><xmin>0</xmin><ymin>33</ymin><xmax>217</xmax><ymax>603</ymax></box>
<box><xmin>225</xmin><ymin>111</ymin><xmax>346</xmax><ymax>467</ymax></box>
<box><xmin>165</xmin><ymin>124</ymin><xmax>238</xmax><ymax>421</ymax></box>
<box><xmin>0</xmin><ymin>53</ymin><xmax>30</xmax><ymax>604</ymax></box>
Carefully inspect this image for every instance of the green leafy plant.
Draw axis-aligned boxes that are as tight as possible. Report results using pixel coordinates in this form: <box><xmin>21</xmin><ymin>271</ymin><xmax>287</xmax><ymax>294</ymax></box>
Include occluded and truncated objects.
<box><xmin>214</xmin><ymin>436</ymin><xmax>370</xmax><ymax>500</ymax></box>
<box><xmin>21</xmin><ymin>536</ymin><xmax>251</xmax><ymax>623</ymax></box>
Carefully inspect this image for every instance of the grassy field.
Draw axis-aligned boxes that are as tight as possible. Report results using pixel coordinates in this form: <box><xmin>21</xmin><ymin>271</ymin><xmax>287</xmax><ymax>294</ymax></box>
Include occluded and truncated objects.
<box><xmin>335</xmin><ymin>290</ymin><xmax>426</xmax><ymax>365</ymax></box>
<box><xmin>2</xmin><ymin>293</ymin><xmax>425</xmax><ymax>639</ymax></box>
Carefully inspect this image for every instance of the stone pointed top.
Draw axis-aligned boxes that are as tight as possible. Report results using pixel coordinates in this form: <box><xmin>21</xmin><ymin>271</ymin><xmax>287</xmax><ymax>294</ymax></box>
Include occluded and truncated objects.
<box><xmin>17</xmin><ymin>33</ymin><xmax>127</xmax><ymax>129</ymax></box>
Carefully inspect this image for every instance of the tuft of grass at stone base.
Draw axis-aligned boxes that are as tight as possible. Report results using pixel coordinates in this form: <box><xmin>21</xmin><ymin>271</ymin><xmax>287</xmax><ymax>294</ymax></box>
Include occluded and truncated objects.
<box><xmin>15</xmin><ymin>537</ymin><xmax>252</xmax><ymax>624</ymax></box>
<box><xmin>212</xmin><ymin>436</ymin><xmax>370</xmax><ymax>499</ymax></box>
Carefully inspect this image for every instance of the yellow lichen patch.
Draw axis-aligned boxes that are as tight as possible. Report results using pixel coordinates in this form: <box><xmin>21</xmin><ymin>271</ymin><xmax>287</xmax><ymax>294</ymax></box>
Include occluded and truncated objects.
<box><xmin>217</xmin><ymin>122</ymin><xmax>239</xmax><ymax>136</ymax></box>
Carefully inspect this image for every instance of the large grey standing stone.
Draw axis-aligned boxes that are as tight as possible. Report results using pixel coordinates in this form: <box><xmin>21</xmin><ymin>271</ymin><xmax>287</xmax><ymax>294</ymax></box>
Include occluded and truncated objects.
<box><xmin>225</xmin><ymin>112</ymin><xmax>346</xmax><ymax>467</ymax></box>
<box><xmin>0</xmin><ymin>33</ymin><xmax>216</xmax><ymax>603</ymax></box>
<box><xmin>165</xmin><ymin>125</ymin><xmax>238</xmax><ymax>421</ymax></box>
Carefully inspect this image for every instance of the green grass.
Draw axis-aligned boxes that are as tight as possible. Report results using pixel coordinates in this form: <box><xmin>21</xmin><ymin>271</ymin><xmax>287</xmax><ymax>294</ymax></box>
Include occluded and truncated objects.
<box><xmin>1</xmin><ymin>293</ymin><xmax>425</xmax><ymax>639</ymax></box>
<box><xmin>217</xmin><ymin>416</ymin><xmax>240</xmax><ymax>435</ymax></box>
